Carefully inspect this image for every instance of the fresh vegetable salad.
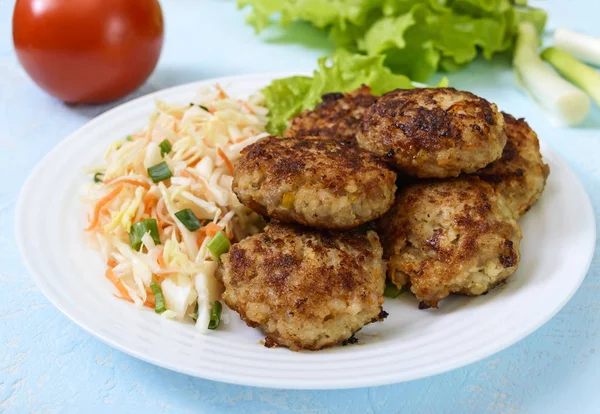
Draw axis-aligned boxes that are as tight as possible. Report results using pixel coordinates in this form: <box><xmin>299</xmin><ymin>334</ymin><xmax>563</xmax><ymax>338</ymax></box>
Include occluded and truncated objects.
<box><xmin>83</xmin><ymin>85</ymin><xmax>267</xmax><ymax>332</ymax></box>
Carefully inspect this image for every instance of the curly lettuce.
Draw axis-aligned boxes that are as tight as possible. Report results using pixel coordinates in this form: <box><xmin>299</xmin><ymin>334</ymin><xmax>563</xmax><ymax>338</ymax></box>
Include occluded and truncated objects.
<box><xmin>239</xmin><ymin>0</ymin><xmax>546</xmax><ymax>82</ymax></box>
<box><xmin>261</xmin><ymin>50</ymin><xmax>431</xmax><ymax>135</ymax></box>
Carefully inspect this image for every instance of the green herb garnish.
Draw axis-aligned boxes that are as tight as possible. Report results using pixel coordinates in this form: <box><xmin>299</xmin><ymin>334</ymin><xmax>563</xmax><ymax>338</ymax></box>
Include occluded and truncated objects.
<box><xmin>191</xmin><ymin>302</ymin><xmax>199</xmax><ymax>322</ymax></box>
<box><xmin>383</xmin><ymin>281</ymin><xmax>405</xmax><ymax>298</ymax></box>
<box><xmin>147</xmin><ymin>162</ymin><xmax>172</xmax><ymax>183</ymax></box>
<box><xmin>150</xmin><ymin>282</ymin><xmax>166</xmax><ymax>314</ymax></box>
<box><xmin>208</xmin><ymin>301</ymin><xmax>222</xmax><ymax>330</ymax></box>
<box><xmin>207</xmin><ymin>231</ymin><xmax>230</xmax><ymax>261</ymax></box>
<box><xmin>174</xmin><ymin>209</ymin><xmax>202</xmax><ymax>231</ymax></box>
<box><xmin>159</xmin><ymin>139</ymin><xmax>172</xmax><ymax>156</ymax></box>
<box><xmin>129</xmin><ymin>219</ymin><xmax>160</xmax><ymax>251</ymax></box>
<box><xmin>93</xmin><ymin>172</ymin><xmax>104</xmax><ymax>183</ymax></box>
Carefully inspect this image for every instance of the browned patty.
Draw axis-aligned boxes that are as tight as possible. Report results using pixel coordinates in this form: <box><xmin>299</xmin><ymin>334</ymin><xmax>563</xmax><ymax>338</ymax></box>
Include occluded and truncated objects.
<box><xmin>284</xmin><ymin>85</ymin><xmax>377</xmax><ymax>142</ymax></box>
<box><xmin>475</xmin><ymin>112</ymin><xmax>550</xmax><ymax>218</ymax></box>
<box><xmin>377</xmin><ymin>178</ymin><xmax>522</xmax><ymax>308</ymax></box>
<box><xmin>357</xmin><ymin>88</ymin><xmax>506</xmax><ymax>178</ymax></box>
<box><xmin>233</xmin><ymin>136</ymin><xmax>397</xmax><ymax>230</ymax></box>
<box><xmin>220</xmin><ymin>223</ymin><xmax>387</xmax><ymax>351</ymax></box>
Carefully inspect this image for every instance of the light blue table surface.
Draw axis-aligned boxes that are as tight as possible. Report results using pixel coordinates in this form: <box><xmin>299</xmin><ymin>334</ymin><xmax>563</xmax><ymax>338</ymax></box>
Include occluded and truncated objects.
<box><xmin>1</xmin><ymin>1</ymin><xmax>599</xmax><ymax>412</ymax></box>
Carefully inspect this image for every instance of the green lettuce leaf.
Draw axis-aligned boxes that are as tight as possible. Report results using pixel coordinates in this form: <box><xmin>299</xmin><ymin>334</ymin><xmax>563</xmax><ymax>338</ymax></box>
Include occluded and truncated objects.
<box><xmin>238</xmin><ymin>0</ymin><xmax>547</xmax><ymax>82</ymax></box>
<box><xmin>260</xmin><ymin>50</ymin><xmax>415</xmax><ymax>135</ymax></box>
<box><xmin>260</xmin><ymin>75</ymin><xmax>313</xmax><ymax>136</ymax></box>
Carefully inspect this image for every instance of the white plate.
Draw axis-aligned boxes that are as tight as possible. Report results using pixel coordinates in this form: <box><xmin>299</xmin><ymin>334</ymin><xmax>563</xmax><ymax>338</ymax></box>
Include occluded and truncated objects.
<box><xmin>16</xmin><ymin>73</ymin><xmax>596</xmax><ymax>390</ymax></box>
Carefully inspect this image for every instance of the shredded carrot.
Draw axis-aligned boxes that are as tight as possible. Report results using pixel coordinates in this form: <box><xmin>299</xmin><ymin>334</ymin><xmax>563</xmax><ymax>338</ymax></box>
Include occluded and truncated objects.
<box><xmin>114</xmin><ymin>294</ymin><xmax>155</xmax><ymax>309</ymax></box>
<box><xmin>196</xmin><ymin>235</ymin><xmax>207</xmax><ymax>248</ymax></box>
<box><xmin>218</xmin><ymin>147</ymin><xmax>235</xmax><ymax>175</ymax></box>
<box><xmin>142</xmin><ymin>192</ymin><xmax>155</xmax><ymax>205</ymax></box>
<box><xmin>189</xmin><ymin>174</ymin><xmax>213</xmax><ymax>199</ymax></box>
<box><xmin>202</xmin><ymin>222</ymin><xmax>222</xmax><ymax>237</ymax></box>
<box><xmin>105</xmin><ymin>268</ymin><xmax>130</xmax><ymax>299</ymax></box>
<box><xmin>234</xmin><ymin>137</ymin><xmax>247</xmax><ymax>143</ymax></box>
<box><xmin>188</xmin><ymin>157</ymin><xmax>202</xmax><ymax>167</ymax></box>
<box><xmin>216</xmin><ymin>83</ymin><xmax>228</xmax><ymax>99</ymax></box>
<box><xmin>243</xmin><ymin>102</ymin><xmax>255</xmax><ymax>115</ymax></box>
<box><xmin>86</xmin><ymin>186</ymin><xmax>124</xmax><ymax>231</ymax></box>
<box><xmin>104</xmin><ymin>177</ymin><xmax>150</xmax><ymax>190</ymax></box>
<box><xmin>157</xmin><ymin>249</ymin><xmax>167</xmax><ymax>269</ymax></box>
<box><xmin>180</xmin><ymin>170</ymin><xmax>192</xmax><ymax>178</ymax></box>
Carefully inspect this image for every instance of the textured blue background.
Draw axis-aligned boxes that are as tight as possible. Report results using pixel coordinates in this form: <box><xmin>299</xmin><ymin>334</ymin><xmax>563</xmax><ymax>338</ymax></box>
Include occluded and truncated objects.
<box><xmin>1</xmin><ymin>1</ymin><xmax>599</xmax><ymax>412</ymax></box>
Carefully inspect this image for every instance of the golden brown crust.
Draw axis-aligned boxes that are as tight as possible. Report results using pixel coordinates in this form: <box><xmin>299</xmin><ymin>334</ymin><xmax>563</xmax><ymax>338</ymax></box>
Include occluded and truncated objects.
<box><xmin>377</xmin><ymin>178</ymin><xmax>522</xmax><ymax>308</ymax></box>
<box><xmin>233</xmin><ymin>136</ymin><xmax>397</xmax><ymax>230</ymax></box>
<box><xmin>475</xmin><ymin>112</ymin><xmax>550</xmax><ymax>217</ymax></box>
<box><xmin>357</xmin><ymin>88</ymin><xmax>506</xmax><ymax>178</ymax></box>
<box><xmin>284</xmin><ymin>85</ymin><xmax>377</xmax><ymax>142</ymax></box>
<box><xmin>221</xmin><ymin>223</ymin><xmax>386</xmax><ymax>351</ymax></box>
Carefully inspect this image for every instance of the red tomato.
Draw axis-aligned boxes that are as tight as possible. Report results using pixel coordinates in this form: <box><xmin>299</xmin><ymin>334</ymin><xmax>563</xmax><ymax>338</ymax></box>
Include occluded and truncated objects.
<box><xmin>13</xmin><ymin>0</ymin><xmax>164</xmax><ymax>104</ymax></box>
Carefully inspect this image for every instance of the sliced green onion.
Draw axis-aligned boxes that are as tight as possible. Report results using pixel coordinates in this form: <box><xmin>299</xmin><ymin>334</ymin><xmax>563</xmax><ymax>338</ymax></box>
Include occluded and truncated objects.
<box><xmin>126</xmin><ymin>135</ymin><xmax>132</xmax><ymax>142</ymax></box>
<box><xmin>207</xmin><ymin>231</ymin><xmax>230</xmax><ymax>261</ymax></box>
<box><xmin>383</xmin><ymin>281</ymin><xmax>405</xmax><ymax>298</ymax></box>
<box><xmin>150</xmin><ymin>282</ymin><xmax>166</xmax><ymax>314</ymax></box>
<box><xmin>174</xmin><ymin>209</ymin><xmax>203</xmax><ymax>231</ymax></box>
<box><xmin>199</xmin><ymin>105</ymin><xmax>209</xmax><ymax>112</ymax></box>
<box><xmin>147</xmin><ymin>161</ymin><xmax>172</xmax><ymax>183</ymax></box>
<box><xmin>542</xmin><ymin>47</ymin><xmax>600</xmax><ymax>107</ymax></box>
<box><xmin>159</xmin><ymin>139</ymin><xmax>172</xmax><ymax>156</ymax></box>
<box><xmin>513</xmin><ymin>23</ymin><xmax>590</xmax><ymax>126</ymax></box>
<box><xmin>129</xmin><ymin>219</ymin><xmax>160</xmax><ymax>251</ymax></box>
<box><xmin>93</xmin><ymin>172</ymin><xmax>104</xmax><ymax>183</ymax></box>
<box><xmin>554</xmin><ymin>28</ymin><xmax>600</xmax><ymax>67</ymax></box>
<box><xmin>190</xmin><ymin>302</ymin><xmax>199</xmax><ymax>322</ymax></box>
<box><xmin>208</xmin><ymin>301</ymin><xmax>222</xmax><ymax>330</ymax></box>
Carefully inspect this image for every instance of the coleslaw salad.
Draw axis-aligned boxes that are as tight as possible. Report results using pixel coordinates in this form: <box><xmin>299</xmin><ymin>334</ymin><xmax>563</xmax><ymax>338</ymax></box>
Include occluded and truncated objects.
<box><xmin>83</xmin><ymin>85</ymin><xmax>268</xmax><ymax>332</ymax></box>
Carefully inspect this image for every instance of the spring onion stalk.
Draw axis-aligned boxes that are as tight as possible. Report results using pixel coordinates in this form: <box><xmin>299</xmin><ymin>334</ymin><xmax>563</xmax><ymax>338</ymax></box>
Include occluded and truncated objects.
<box><xmin>159</xmin><ymin>139</ymin><xmax>172</xmax><ymax>156</ymax></box>
<box><xmin>150</xmin><ymin>282</ymin><xmax>167</xmax><ymax>314</ymax></box>
<box><xmin>129</xmin><ymin>219</ymin><xmax>160</xmax><ymax>251</ymax></box>
<box><xmin>513</xmin><ymin>23</ymin><xmax>590</xmax><ymax>126</ymax></box>
<box><xmin>174</xmin><ymin>209</ymin><xmax>203</xmax><ymax>231</ymax></box>
<box><xmin>207</xmin><ymin>231</ymin><xmax>230</xmax><ymax>261</ymax></box>
<box><xmin>554</xmin><ymin>28</ymin><xmax>600</xmax><ymax>67</ymax></box>
<box><xmin>126</xmin><ymin>135</ymin><xmax>133</xmax><ymax>142</ymax></box>
<box><xmin>147</xmin><ymin>161</ymin><xmax>173</xmax><ymax>183</ymax></box>
<box><xmin>514</xmin><ymin>6</ymin><xmax>547</xmax><ymax>35</ymax></box>
<box><xmin>383</xmin><ymin>281</ymin><xmax>404</xmax><ymax>298</ymax></box>
<box><xmin>93</xmin><ymin>172</ymin><xmax>104</xmax><ymax>183</ymax></box>
<box><xmin>208</xmin><ymin>301</ymin><xmax>222</xmax><ymax>330</ymax></box>
<box><xmin>542</xmin><ymin>47</ymin><xmax>600</xmax><ymax>107</ymax></box>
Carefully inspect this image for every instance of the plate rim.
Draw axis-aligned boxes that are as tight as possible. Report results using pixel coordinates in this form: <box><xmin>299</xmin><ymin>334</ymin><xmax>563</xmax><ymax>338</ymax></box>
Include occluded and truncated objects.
<box><xmin>15</xmin><ymin>73</ymin><xmax>597</xmax><ymax>390</ymax></box>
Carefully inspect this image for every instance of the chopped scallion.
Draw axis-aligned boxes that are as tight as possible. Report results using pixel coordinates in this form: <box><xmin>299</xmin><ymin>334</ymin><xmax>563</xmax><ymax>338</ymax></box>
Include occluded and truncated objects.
<box><xmin>147</xmin><ymin>161</ymin><xmax>172</xmax><ymax>183</ymax></box>
<box><xmin>383</xmin><ymin>281</ymin><xmax>404</xmax><ymax>298</ymax></box>
<box><xmin>542</xmin><ymin>47</ymin><xmax>600</xmax><ymax>107</ymax></box>
<box><xmin>174</xmin><ymin>209</ymin><xmax>202</xmax><ymax>231</ymax></box>
<box><xmin>129</xmin><ymin>219</ymin><xmax>160</xmax><ymax>251</ymax></box>
<box><xmin>93</xmin><ymin>172</ymin><xmax>104</xmax><ymax>183</ymax></box>
<box><xmin>199</xmin><ymin>105</ymin><xmax>209</xmax><ymax>112</ymax></box>
<box><xmin>208</xmin><ymin>301</ymin><xmax>222</xmax><ymax>330</ymax></box>
<box><xmin>126</xmin><ymin>135</ymin><xmax>132</xmax><ymax>141</ymax></box>
<box><xmin>150</xmin><ymin>282</ymin><xmax>166</xmax><ymax>314</ymax></box>
<box><xmin>207</xmin><ymin>231</ymin><xmax>230</xmax><ymax>261</ymax></box>
<box><xmin>159</xmin><ymin>139</ymin><xmax>172</xmax><ymax>156</ymax></box>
